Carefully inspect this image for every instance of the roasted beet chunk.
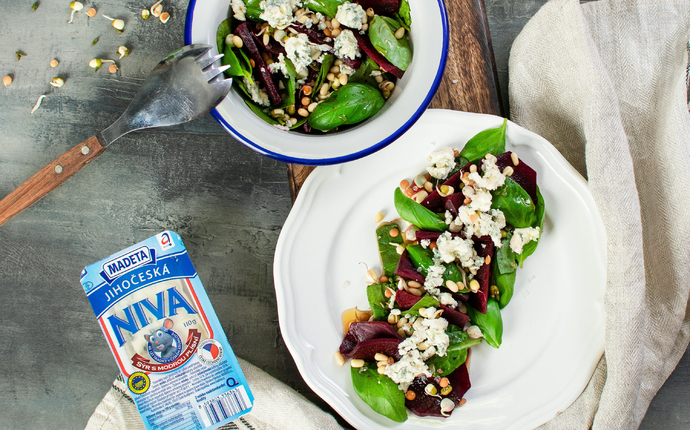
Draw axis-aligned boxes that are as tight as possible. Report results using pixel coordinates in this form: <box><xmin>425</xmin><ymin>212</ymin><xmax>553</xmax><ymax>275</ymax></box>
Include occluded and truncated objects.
<box><xmin>339</xmin><ymin>321</ymin><xmax>403</xmax><ymax>360</ymax></box>
<box><xmin>439</xmin><ymin>305</ymin><xmax>469</xmax><ymax>328</ymax></box>
<box><xmin>421</xmin><ymin>170</ymin><xmax>463</xmax><ymax>212</ymax></box>
<box><xmin>394</xmin><ymin>249</ymin><xmax>426</xmax><ymax>284</ymax></box>
<box><xmin>405</xmin><ymin>362</ymin><xmax>471</xmax><ymax>418</ymax></box>
<box><xmin>467</xmin><ymin>236</ymin><xmax>494</xmax><ymax>314</ymax></box>
<box><xmin>494</xmin><ymin>151</ymin><xmax>538</xmax><ymax>202</ymax></box>
<box><xmin>355</xmin><ymin>0</ymin><xmax>400</xmax><ymax>16</ymax></box>
<box><xmin>395</xmin><ymin>289</ymin><xmax>422</xmax><ymax>310</ymax></box>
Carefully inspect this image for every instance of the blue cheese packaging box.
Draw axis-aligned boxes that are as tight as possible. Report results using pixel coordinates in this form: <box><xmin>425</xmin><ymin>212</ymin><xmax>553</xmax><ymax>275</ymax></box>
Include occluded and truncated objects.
<box><xmin>81</xmin><ymin>231</ymin><xmax>254</xmax><ymax>429</ymax></box>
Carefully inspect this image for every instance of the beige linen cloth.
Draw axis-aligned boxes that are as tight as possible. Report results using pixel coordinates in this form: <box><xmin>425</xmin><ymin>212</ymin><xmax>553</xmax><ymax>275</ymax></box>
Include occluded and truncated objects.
<box><xmin>87</xmin><ymin>0</ymin><xmax>690</xmax><ymax>429</ymax></box>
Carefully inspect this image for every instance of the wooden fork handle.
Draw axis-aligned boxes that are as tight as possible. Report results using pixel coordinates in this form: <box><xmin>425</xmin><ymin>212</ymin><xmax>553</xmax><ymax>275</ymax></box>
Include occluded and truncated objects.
<box><xmin>0</xmin><ymin>135</ymin><xmax>107</xmax><ymax>227</ymax></box>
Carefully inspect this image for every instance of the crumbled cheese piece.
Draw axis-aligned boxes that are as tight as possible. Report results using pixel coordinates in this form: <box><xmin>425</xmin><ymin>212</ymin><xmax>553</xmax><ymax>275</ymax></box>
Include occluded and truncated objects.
<box><xmin>384</xmin><ymin>349</ymin><xmax>430</xmax><ymax>391</ymax></box>
<box><xmin>467</xmin><ymin>187</ymin><xmax>493</xmax><ymax>212</ymax></box>
<box><xmin>333</xmin><ymin>29</ymin><xmax>360</xmax><ymax>60</ymax></box>
<box><xmin>468</xmin><ymin>153</ymin><xmax>506</xmax><ymax>191</ymax></box>
<box><xmin>259</xmin><ymin>0</ymin><xmax>296</xmax><ymax>28</ymax></box>
<box><xmin>339</xmin><ymin>63</ymin><xmax>355</xmax><ymax>75</ymax></box>
<box><xmin>388</xmin><ymin>290</ymin><xmax>397</xmax><ymax>309</ymax></box>
<box><xmin>456</xmin><ymin>207</ymin><xmax>506</xmax><ymax>247</ymax></box>
<box><xmin>467</xmin><ymin>325</ymin><xmax>483</xmax><ymax>339</ymax></box>
<box><xmin>426</xmin><ymin>147</ymin><xmax>456</xmax><ymax>179</ymax></box>
<box><xmin>510</xmin><ymin>227</ymin><xmax>541</xmax><ymax>254</ymax></box>
<box><xmin>390</xmin><ymin>308</ymin><xmax>401</xmax><ymax>315</ymax></box>
<box><xmin>284</xmin><ymin>33</ymin><xmax>313</xmax><ymax>74</ymax></box>
<box><xmin>335</xmin><ymin>2</ymin><xmax>366</xmax><ymax>30</ymax></box>
<box><xmin>268</xmin><ymin>53</ymin><xmax>289</xmax><ymax>76</ymax></box>
<box><xmin>423</xmin><ymin>260</ymin><xmax>446</xmax><ymax>289</ymax></box>
<box><xmin>243</xmin><ymin>77</ymin><xmax>269</xmax><ymax>106</ymax></box>
<box><xmin>436</xmin><ymin>232</ymin><xmax>477</xmax><ymax>266</ymax></box>
<box><xmin>231</xmin><ymin>0</ymin><xmax>247</xmax><ymax>20</ymax></box>
<box><xmin>420</xmin><ymin>239</ymin><xmax>431</xmax><ymax>249</ymax></box>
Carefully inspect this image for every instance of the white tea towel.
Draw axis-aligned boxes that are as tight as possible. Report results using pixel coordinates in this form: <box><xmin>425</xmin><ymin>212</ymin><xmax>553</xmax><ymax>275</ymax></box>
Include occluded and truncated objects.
<box><xmin>85</xmin><ymin>357</ymin><xmax>343</xmax><ymax>430</ymax></box>
<box><xmin>509</xmin><ymin>0</ymin><xmax>690</xmax><ymax>428</ymax></box>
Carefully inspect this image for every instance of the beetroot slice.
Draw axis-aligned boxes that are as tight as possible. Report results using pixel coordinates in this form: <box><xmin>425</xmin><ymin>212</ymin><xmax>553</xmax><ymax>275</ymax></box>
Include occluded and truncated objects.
<box><xmin>340</xmin><ymin>321</ymin><xmax>402</xmax><ymax>359</ymax></box>
<box><xmin>340</xmin><ymin>337</ymin><xmax>402</xmax><ymax>361</ymax></box>
<box><xmin>405</xmin><ymin>362</ymin><xmax>471</xmax><ymax>418</ymax></box>
<box><xmin>290</xmin><ymin>24</ymin><xmax>333</xmax><ymax>46</ymax></box>
<box><xmin>236</xmin><ymin>22</ymin><xmax>282</xmax><ymax>105</ymax></box>
<box><xmin>395</xmin><ymin>290</ymin><xmax>421</xmax><ymax>310</ymax></box>
<box><xmin>352</xmin><ymin>31</ymin><xmax>404</xmax><ymax>79</ymax></box>
<box><xmin>415</xmin><ymin>231</ymin><xmax>465</xmax><ymax>242</ymax></box>
<box><xmin>467</xmin><ymin>236</ymin><xmax>494</xmax><ymax>314</ymax></box>
<box><xmin>394</xmin><ymin>249</ymin><xmax>426</xmax><ymax>283</ymax></box>
<box><xmin>439</xmin><ymin>305</ymin><xmax>469</xmax><ymax>328</ymax></box>
<box><xmin>444</xmin><ymin>193</ymin><xmax>464</xmax><ymax>217</ymax></box>
<box><xmin>251</xmin><ymin>29</ymin><xmax>286</xmax><ymax>56</ymax></box>
<box><xmin>493</xmin><ymin>152</ymin><xmax>538</xmax><ymax>202</ymax></box>
<box><xmin>355</xmin><ymin>0</ymin><xmax>399</xmax><ymax>15</ymax></box>
<box><xmin>421</xmin><ymin>171</ymin><xmax>463</xmax><ymax>211</ymax></box>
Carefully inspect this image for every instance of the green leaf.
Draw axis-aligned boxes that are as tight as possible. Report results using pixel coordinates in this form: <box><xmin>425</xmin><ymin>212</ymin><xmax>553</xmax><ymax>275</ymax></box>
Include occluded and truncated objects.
<box><xmin>495</xmin><ymin>270</ymin><xmax>516</xmax><ymax>309</ymax></box>
<box><xmin>516</xmin><ymin>185</ymin><xmax>545</xmax><ymax>267</ymax></box>
<box><xmin>426</xmin><ymin>326</ymin><xmax>481</xmax><ymax>376</ymax></box>
<box><xmin>351</xmin><ymin>365</ymin><xmax>407</xmax><ymax>422</ymax></box>
<box><xmin>312</xmin><ymin>54</ymin><xmax>335</xmax><ymax>102</ymax></box>
<box><xmin>394</xmin><ymin>188</ymin><xmax>447</xmax><ymax>232</ymax></box>
<box><xmin>496</xmin><ymin>232</ymin><xmax>517</xmax><ymax>275</ymax></box>
<box><xmin>216</xmin><ymin>18</ymin><xmax>232</xmax><ymax>53</ymax></box>
<box><xmin>349</xmin><ymin>57</ymin><xmax>381</xmax><ymax>87</ymax></box>
<box><xmin>405</xmin><ymin>294</ymin><xmax>440</xmax><ymax>317</ymax></box>
<box><xmin>308</xmin><ymin>83</ymin><xmax>385</xmax><ymax>131</ymax></box>
<box><xmin>467</xmin><ymin>299</ymin><xmax>503</xmax><ymax>348</ymax></box>
<box><xmin>243</xmin><ymin>99</ymin><xmax>279</xmax><ymax>125</ymax></box>
<box><xmin>377</xmin><ymin>223</ymin><xmax>404</xmax><ymax>277</ymax></box>
<box><xmin>301</xmin><ymin>0</ymin><xmax>346</xmax><ymax>17</ymax></box>
<box><xmin>222</xmin><ymin>45</ymin><xmax>249</xmax><ymax>79</ymax></box>
<box><xmin>368</xmin><ymin>16</ymin><xmax>412</xmax><ymax>71</ymax></box>
<box><xmin>398</xmin><ymin>0</ymin><xmax>411</xmax><ymax>28</ymax></box>
<box><xmin>406</xmin><ymin>244</ymin><xmax>466</xmax><ymax>289</ymax></box>
<box><xmin>278</xmin><ymin>58</ymin><xmax>297</xmax><ymax>109</ymax></box>
<box><xmin>459</xmin><ymin>119</ymin><xmax>507</xmax><ymax>163</ymax></box>
<box><xmin>491</xmin><ymin>177</ymin><xmax>537</xmax><ymax>228</ymax></box>
<box><xmin>367</xmin><ymin>283</ymin><xmax>390</xmax><ymax>321</ymax></box>
<box><xmin>245</xmin><ymin>0</ymin><xmax>263</xmax><ymax>21</ymax></box>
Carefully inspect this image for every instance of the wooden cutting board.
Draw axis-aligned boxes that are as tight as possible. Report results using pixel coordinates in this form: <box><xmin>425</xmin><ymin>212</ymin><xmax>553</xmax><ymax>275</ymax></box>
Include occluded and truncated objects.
<box><xmin>286</xmin><ymin>0</ymin><xmax>503</xmax><ymax>202</ymax></box>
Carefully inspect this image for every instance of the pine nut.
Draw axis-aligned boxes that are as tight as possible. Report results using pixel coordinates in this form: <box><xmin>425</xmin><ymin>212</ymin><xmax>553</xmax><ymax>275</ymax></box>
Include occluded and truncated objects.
<box><xmin>366</xmin><ymin>7</ymin><xmax>375</xmax><ymax>16</ymax></box>
<box><xmin>323</xmin><ymin>28</ymin><xmax>331</xmax><ymax>37</ymax></box>
<box><xmin>458</xmin><ymin>398</ymin><xmax>467</xmax><ymax>406</ymax></box>
<box><xmin>414</xmin><ymin>190</ymin><xmax>428</xmax><ymax>203</ymax></box>
<box><xmin>384</xmin><ymin>288</ymin><xmax>394</xmax><ymax>298</ymax></box>
<box><xmin>334</xmin><ymin>352</ymin><xmax>345</xmax><ymax>366</ymax></box>
<box><xmin>485</xmin><ymin>255</ymin><xmax>491</xmax><ymax>265</ymax></box>
<box><xmin>376</xmin><ymin>360</ymin><xmax>388</xmax><ymax>367</ymax></box>
<box><xmin>407</xmin><ymin>281</ymin><xmax>422</xmax><ymax>289</ymax></box>
<box><xmin>331</xmin><ymin>28</ymin><xmax>341</xmax><ymax>37</ymax></box>
<box><xmin>301</xmin><ymin>96</ymin><xmax>310</xmax><ymax>106</ymax></box>
<box><xmin>375</xmin><ymin>74</ymin><xmax>383</xmax><ymax>83</ymax></box>
<box><xmin>326</xmin><ymin>72</ymin><xmax>335</xmax><ymax>81</ymax></box>
<box><xmin>375</xmin><ymin>211</ymin><xmax>384</xmax><ymax>223</ymax></box>
<box><xmin>297</xmin><ymin>14</ymin><xmax>309</xmax><ymax>23</ymax></box>
<box><xmin>408</xmin><ymin>288</ymin><xmax>423</xmax><ymax>297</ymax></box>
<box><xmin>377</xmin><ymin>366</ymin><xmax>386</xmax><ymax>374</ymax></box>
<box><xmin>334</xmin><ymin>58</ymin><xmax>343</xmax><ymax>66</ymax></box>
<box><xmin>330</xmin><ymin>65</ymin><xmax>340</xmax><ymax>74</ymax></box>
<box><xmin>298</xmin><ymin>108</ymin><xmax>309</xmax><ymax>117</ymax></box>
<box><xmin>263</xmin><ymin>33</ymin><xmax>270</xmax><ymax>45</ymax></box>
<box><xmin>361</xmin><ymin>23</ymin><xmax>368</xmax><ymax>31</ymax></box>
<box><xmin>511</xmin><ymin>152</ymin><xmax>520</xmax><ymax>166</ymax></box>
<box><xmin>394</xmin><ymin>27</ymin><xmax>405</xmax><ymax>39</ymax></box>
<box><xmin>388</xmin><ymin>313</ymin><xmax>399</xmax><ymax>324</ymax></box>
<box><xmin>350</xmin><ymin>359</ymin><xmax>365</xmax><ymax>368</ymax></box>
<box><xmin>331</xmin><ymin>18</ymin><xmax>340</xmax><ymax>29</ymax></box>
<box><xmin>233</xmin><ymin>35</ymin><xmax>243</xmax><ymax>48</ymax></box>
<box><xmin>307</xmin><ymin>102</ymin><xmax>318</xmax><ymax>112</ymax></box>
<box><xmin>445</xmin><ymin>280</ymin><xmax>459</xmax><ymax>293</ymax></box>
<box><xmin>320</xmin><ymin>83</ymin><xmax>330</xmax><ymax>96</ymax></box>
<box><xmin>249</xmin><ymin>59</ymin><xmax>255</xmax><ymax>68</ymax></box>
<box><xmin>397</xmin><ymin>317</ymin><xmax>408</xmax><ymax>328</ymax></box>
<box><xmin>379</xmin><ymin>276</ymin><xmax>388</xmax><ymax>283</ymax></box>
<box><xmin>339</xmin><ymin>74</ymin><xmax>348</xmax><ymax>86</ymax></box>
<box><xmin>503</xmin><ymin>166</ymin><xmax>514</xmax><ymax>176</ymax></box>
<box><xmin>469</xmin><ymin>279</ymin><xmax>480</xmax><ymax>292</ymax></box>
<box><xmin>469</xmin><ymin>164</ymin><xmax>477</xmax><ymax>173</ymax></box>
<box><xmin>424</xmin><ymin>182</ymin><xmax>434</xmax><ymax>192</ymax></box>
<box><xmin>374</xmin><ymin>353</ymin><xmax>388</xmax><ymax>362</ymax></box>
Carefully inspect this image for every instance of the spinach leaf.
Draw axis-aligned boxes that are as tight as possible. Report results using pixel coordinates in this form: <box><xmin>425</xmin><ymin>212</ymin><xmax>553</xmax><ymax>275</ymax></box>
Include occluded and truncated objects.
<box><xmin>491</xmin><ymin>177</ymin><xmax>537</xmax><ymax>228</ymax></box>
<box><xmin>446</xmin><ymin>155</ymin><xmax>470</xmax><ymax>179</ymax></box>
<box><xmin>223</xmin><ymin>44</ymin><xmax>252</xmax><ymax>80</ymax></box>
<box><xmin>367</xmin><ymin>283</ymin><xmax>390</xmax><ymax>321</ymax></box>
<box><xmin>278</xmin><ymin>58</ymin><xmax>297</xmax><ymax>109</ymax></box>
<box><xmin>308</xmin><ymin>83</ymin><xmax>385</xmax><ymax>131</ymax></box>
<box><xmin>377</xmin><ymin>223</ymin><xmax>404</xmax><ymax>277</ymax></box>
<box><xmin>496</xmin><ymin>232</ymin><xmax>517</xmax><ymax>275</ymax></box>
<box><xmin>311</xmin><ymin>54</ymin><xmax>335</xmax><ymax>102</ymax></box>
<box><xmin>426</xmin><ymin>327</ymin><xmax>481</xmax><ymax>376</ymax></box>
<box><xmin>368</xmin><ymin>16</ymin><xmax>412</xmax><ymax>71</ymax></box>
<box><xmin>467</xmin><ymin>299</ymin><xmax>503</xmax><ymax>348</ymax></box>
<box><xmin>351</xmin><ymin>365</ymin><xmax>407</xmax><ymax>422</ymax></box>
<box><xmin>406</xmin><ymin>294</ymin><xmax>440</xmax><ymax>317</ymax></box>
<box><xmin>397</xmin><ymin>0</ymin><xmax>411</xmax><ymax>29</ymax></box>
<box><xmin>394</xmin><ymin>188</ymin><xmax>447</xmax><ymax>232</ymax></box>
<box><xmin>459</xmin><ymin>118</ymin><xmax>507</xmax><ymax>163</ymax></box>
<box><xmin>289</xmin><ymin>117</ymin><xmax>308</xmax><ymax>130</ymax></box>
<box><xmin>495</xmin><ymin>270</ymin><xmax>516</xmax><ymax>309</ymax></box>
<box><xmin>302</xmin><ymin>0</ymin><xmax>346</xmax><ymax>17</ymax></box>
<box><xmin>245</xmin><ymin>0</ymin><xmax>263</xmax><ymax>21</ymax></box>
<box><xmin>243</xmin><ymin>99</ymin><xmax>279</xmax><ymax>125</ymax></box>
<box><xmin>349</xmin><ymin>57</ymin><xmax>380</xmax><ymax>87</ymax></box>
<box><xmin>516</xmin><ymin>185</ymin><xmax>545</xmax><ymax>267</ymax></box>
<box><xmin>216</xmin><ymin>18</ymin><xmax>232</xmax><ymax>54</ymax></box>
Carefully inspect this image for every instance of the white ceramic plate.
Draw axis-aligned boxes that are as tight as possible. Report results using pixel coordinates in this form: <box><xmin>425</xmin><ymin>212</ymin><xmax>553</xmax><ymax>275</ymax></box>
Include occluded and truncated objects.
<box><xmin>274</xmin><ymin>109</ymin><xmax>606</xmax><ymax>429</ymax></box>
<box><xmin>184</xmin><ymin>0</ymin><xmax>448</xmax><ymax>165</ymax></box>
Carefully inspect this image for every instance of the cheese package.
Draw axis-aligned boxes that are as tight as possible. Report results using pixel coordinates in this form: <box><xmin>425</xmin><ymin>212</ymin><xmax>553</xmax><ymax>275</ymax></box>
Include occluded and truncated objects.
<box><xmin>81</xmin><ymin>231</ymin><xmax>253</xmax><ymax>429</ymax></box>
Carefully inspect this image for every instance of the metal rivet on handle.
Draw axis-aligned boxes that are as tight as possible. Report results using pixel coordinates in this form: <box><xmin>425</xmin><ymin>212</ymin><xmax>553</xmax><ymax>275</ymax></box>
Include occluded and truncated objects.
<box><xmin>55</xmin><ymin>165</ymin><xmax>63</xmax><ymax>174</ymax></box>
<box><xmin>81</xmin><ymin>145</ymin><xmax>90</xmax><ymax>155</ymax></box>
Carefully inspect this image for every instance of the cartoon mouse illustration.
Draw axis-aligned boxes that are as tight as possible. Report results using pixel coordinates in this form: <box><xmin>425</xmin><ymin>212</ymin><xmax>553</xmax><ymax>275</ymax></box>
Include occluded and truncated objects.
<box><xmin>144</xmin><ymin>318</ymin><xmax>177</xmax><ymax>359</ymax></box>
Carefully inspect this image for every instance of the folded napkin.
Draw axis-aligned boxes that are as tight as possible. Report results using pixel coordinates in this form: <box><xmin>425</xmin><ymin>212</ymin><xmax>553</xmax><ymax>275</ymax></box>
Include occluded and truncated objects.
<box><xmin>509</xmin><ymin>0</ymin><xmax>690</xmax><ymax>428</ymax></box>
<box><xmin>85</xmin><ymin>357</ymin><xmax>343</xmax><ymax>430</ymax></box>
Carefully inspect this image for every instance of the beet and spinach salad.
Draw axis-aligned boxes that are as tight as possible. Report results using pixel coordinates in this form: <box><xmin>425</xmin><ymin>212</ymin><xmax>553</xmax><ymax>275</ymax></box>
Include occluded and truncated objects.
<box><xmin>337</xmin><ymin>120</ymin><xmax>546</xmax><ymax>422</ymax></box>
<box><xmin>216</xmin><ymin>0</ymin><xmax>412</xmax><ymax>132</ymax></box>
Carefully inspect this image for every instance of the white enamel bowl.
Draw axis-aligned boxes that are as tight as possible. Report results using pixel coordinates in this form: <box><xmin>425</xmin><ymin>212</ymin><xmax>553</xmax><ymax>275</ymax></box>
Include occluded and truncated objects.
<box><xmin>185</xmin><ymin>0</ymin><xmax>448</xmax><ymax>165</ymax></box>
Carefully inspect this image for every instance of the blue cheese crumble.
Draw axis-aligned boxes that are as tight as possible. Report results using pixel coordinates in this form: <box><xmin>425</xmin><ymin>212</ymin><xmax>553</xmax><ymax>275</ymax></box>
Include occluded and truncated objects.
<box><xmin>231</xmin><ymin>0</ymin><xmax>247</xmax><ymax>20</ymax></box>
<box><xmin>259</xmin><ymin>0</ymin><xmax>299</xmax><ymax>29</ymax></box>
<box><xmin>510</xmin><ymin>227</ymin><xmax>541</xmax><ymax>254</ymax></box>
<box><xmin>333</xmin><ymin>29</ymin><xmax>360</xmax><ymax>60</ymax></box>
<box><xmin>427</xmin><ymin>147</ymin><xmax>456</xmax><ymax>179</ymax></box>
<box><xmin>243</xmin><ymin>77</ymin><xmax>269</xmax><ymax>106</ymax></box>
<box><xmin>335</xmin><ymin>2</ymin><xmax>366</xmax><ymax>30</ymax></box>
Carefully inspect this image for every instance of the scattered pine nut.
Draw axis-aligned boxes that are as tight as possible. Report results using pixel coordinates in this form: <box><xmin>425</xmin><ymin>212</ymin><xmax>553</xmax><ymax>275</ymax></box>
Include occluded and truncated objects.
<box><xmin>394</xmin><ymin>27</ymin><xmax>405</xmax><ymax>39</ymax></box>
<box><xmin>50</xmin><ymin>77</ymin><xmax>65</xmax><ymax>87</ymax></box>
<box><xmin>141</xmin><ymin>9</ymin><xmax>151</xmax><ymax>19</ymax></box>
<box><xmin>374</xmin><ymin>212</ymin><xmax>384</xmax><ymax>223</ymax></box>
<box><xmin>503</xmin><ymin>166</ymin><xmax>514</xmax><ymax>176</ymax></box>
<box><xmin>350</xmin><ymin>359</ymin><xmax>365</xmax><ymax>368</ymax></box>
<box><xmin>511</xmin><ymin>152</ymin><xmax>520</xmax><ymax>166</ymax></box>
<box><xmin>50</xmin><ymin>59</ymin><xmax>59</xmax><ymax>68</ymax></box>
<box><xmin>2</xmin><ymin>75</ymin><xmax>12</xmax><ymax>87</ymax></box>
<box><xmin>469</xmin><ymin>279</ymin><xmax>480</xmax><ymax>293</ymax></box>
<box><xmin>86</xmin><ymin>7</ymin><xmax>97</xmax><ymax>17</ymax></box>
<box><xmin>334</xmin><ymin>352</ymin><xmax>345</xmax><ymax>366</ymax></box>
<box><xmin>159</xmin><ymin>12</ymin><xmax>170</xmax><ymax>23</ymax></box>
<box><xmin>297</xmin><ymin>108</ymin><xmax>309</xmax><ymax>117</ymax></box>
<box><xmin>469</xmin><ymin>164</ymin><xmax>477</xmax><ymax>173</ymax></box>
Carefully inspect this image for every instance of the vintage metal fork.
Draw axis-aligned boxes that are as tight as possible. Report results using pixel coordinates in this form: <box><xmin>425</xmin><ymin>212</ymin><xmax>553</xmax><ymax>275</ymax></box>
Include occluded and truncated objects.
<box><xmin>0</xmin><ymin>44</ymin><xmax>231</xmax><ymax>227</ymax></box>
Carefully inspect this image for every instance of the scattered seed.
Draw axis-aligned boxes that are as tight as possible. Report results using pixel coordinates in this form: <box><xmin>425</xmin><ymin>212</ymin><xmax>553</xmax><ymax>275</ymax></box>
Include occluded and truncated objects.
<box><xmin>389</xmin><ymin>228</ymin><xmax>399</xmax><ymax>238</ymax></box>
<box><xmin>379</xmin><ymin>275</ymin><xmax>388</xmax><ymax>283</ymax></box>
<box><xmin>50</xmin><ymin>77</ymin><xmax>65</xmax><ymax>87</ymax></box>
<box><xmin>469</xmin><ymin>279</ymin><xmax>480</xmax><ymax>293</ymax></box>
<box><xmin>2</xmin><ymin>75</ymin><xmax>12</xmax><ymax>86</ymax></box>
<box><xmin>323</xmin><ymin>27</ymin><xmax>331</xmax><ymax>37</ymax></box>
<box><xmin>407</xmin><ymin>280</ymin><xmax>421</xmax><ymax>289</ymax></box>
<box><xmin>394</xmin><ymin>27</ymin><xmax>405</xmax><ymax>39</ymax></box>
<box><xmin>374</xmin><ymin>74</ymin><xmax>383</xmax><ymax>84</ymax></box>
<box><xmin>334</xmin><ymin>352</ymin><xmax>345</xmax><ymax>366</ymax></box>
<box><xmin>68</xmin><ymin>2</ymin><xmax>83</xmax><ymax>23</ymax></box>
<box><xmin>141</xmin><ymin>9</ymin><xmax>151</xmax><ymax>19</ymax></box>
<box><xmin>424</xmin><ymin>181</ymin><xmax>434</xmax><ymax>193</ymax></box>
<box><xmin>32</xmin><ymin>2</ymin><xmax>39</xmax><ymax>11</ymax></box>
<box><xmin>387</xmin><ymin>313</ymin><xmax>399</xmax><ymax>324</ymax></box>
<box><xmin>92</xmin><ymin>37</ymin><xmax>99</xmax><ymax>46</ymax></box>
<box><xmin>374</xmin><ymin>212</ymin><xmax>384</xmax><ymax>223</ymax></box>
<box><xmin>361</xmin><ymin>23</ymin><xmax>369</xmax><ymax>31</ymax></box>
<box><xmin>439</xmin><ymin>377</ymin><xmax>450</xmax><ymax>388</ymax></box>
<box><xmin>117</xmin><ymin>46</ymin><xmax>130</xmax><ymax>59</ymax></box>
<box><xmin>405</xmin><ymin>390</ymin><xmax>416</xmax><ymax>401</ymax></box>
<box><xmin>414</xmin><ymin>190</ymin><xmax>428</xmax><ymax>203</ymax></box>
<box><xmin>108</xmin><ymin>63</ymin><xmax>118</xmax><ymax>73</ymax></box>
<box><xmin>458</xmin><ymin>398</ymin><xmax>467</xmax><ymax>406</ymax></box>
<box><xmin>396</xmin><ymin>317</ymin><xmax>407</xmax><ymax>329</ymax></box>
<box><xmin>16</xmin><ymin>51</ymin><xmax>27</xmax><ymax>61</ymax></box>
<box><xmin>297</xmin><ymin>108</ymin><xmax>309</xmax><ymax>117</ymax></box>
<box><xmin>469</xmin><ymin>164</ymin><xmax>477</xmax><ymax>173</ymax></box>
<box><xmin>249</xmin><ymin>58</ymin><xmax>255</xmax><ymax>68</ymax></box>
<box><xmin>424</xmin><ymin>384</ymin><xmax>438</xmax><ymax>396</ymax></box>
<box><xmin>86</xmin><ymin>7</ymin><xmax>96</xmax><ymax>17</ymax></box>
<box><xmin>445</xmin><ymin>280</ymin><xmax>459</xmax><ymax>293</ymax></box>
<box><xmin>102</xmin><ymin>14</ymin><xmax>125</xmax><ymax>31</ymax></box>
<box><xmin>307</xmin><ymin>102</ymin><xmax>318</xmax><ymax>112</ymax></box>
<box><xmin>50</xmin><ymin>59</ymin><xmax>59</xmax><ymax>68</ymax></box>
<box><xmin>320</xmin><ymin>82</ymin><xmax>330</xmax><ymax>96</ymax></box>
<box><xmin>377</xmin><ymin>365</ymin><xmax>386</xmax><ymax>374</ymax></box>
<box><xmin>366</xmin><ymin>7</ymin><xmax>375</xmax><ymax>17</ymax></box>
<box><xmin>511</xmin><ymin>152</ymin><xmax>520</xmax><ymax>166</ymax></box>
<box><xmin>350</xmin><ymin>359</ymin><xmax>365</xmax><ymax>368</ymax></box>
<box><xmin>30</xmin><ymin>94</ymin><xmax>46</xmax><ymax>114</ymax></box>
<box><xmin>440</xmin><ymin>398</ymin><xmax>455</xmax><ymax>416</ymax></box>
<box><xmin>384</xmin><ymin>288</ymin><xmax>393</xmax><ymax>298</ymax></box>
<box><xmin>159</xmin><ymin>12</ymin><xmax>170</xmax><ymax>23</ymax></box>
<box><xmin>151</xmin><ymin>0</ymin><xmax>163</xmax><ymax>17</ymax></box>
<box><xmin>331</xmin><ymin>28</ymin><xmax>341</xmax><ymax>38</ymax></box>
<box><xmin>331</xmin><ymin>18</ymin><xmax>340</xmax><ymax>29</ymax></box>
<box><xmin>503</xmin><ymin>166</ymin><xmax>514</xmax><ymax>176</ymax></box>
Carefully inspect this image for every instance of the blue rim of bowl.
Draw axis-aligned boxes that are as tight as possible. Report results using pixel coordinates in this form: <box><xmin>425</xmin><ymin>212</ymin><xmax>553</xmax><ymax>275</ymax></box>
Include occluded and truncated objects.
<box><xmin>184</xmin><ymin>1</ymin><xmax>449</xmax><ymax>166</ymax></box>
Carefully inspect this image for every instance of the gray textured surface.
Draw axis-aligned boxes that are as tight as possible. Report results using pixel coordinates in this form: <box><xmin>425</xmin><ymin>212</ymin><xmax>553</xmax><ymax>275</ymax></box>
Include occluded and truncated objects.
<box><xmin>0</xmin><ymin>1</ymin><xmax>686</xmax><ymax>429</ymax></box>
